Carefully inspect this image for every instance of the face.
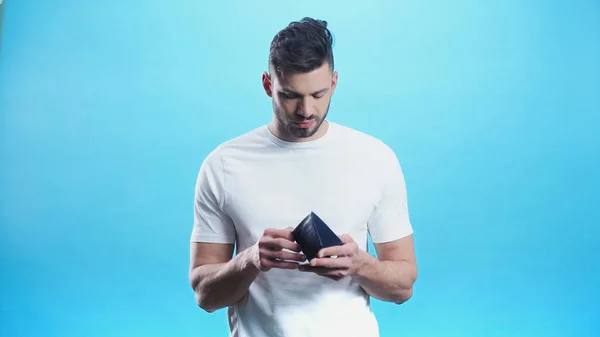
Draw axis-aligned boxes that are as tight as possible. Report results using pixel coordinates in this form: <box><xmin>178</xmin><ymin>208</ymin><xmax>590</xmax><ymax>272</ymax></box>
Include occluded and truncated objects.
<box><xmin>262</xmin><ymin>63</ymin><xmax>338</xmax><ymax>142</ymax></box>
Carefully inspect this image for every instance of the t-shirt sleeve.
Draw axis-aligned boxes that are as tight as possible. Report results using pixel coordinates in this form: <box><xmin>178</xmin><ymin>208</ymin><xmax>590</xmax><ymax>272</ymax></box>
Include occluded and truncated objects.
<box><xmin>367</xmin><ymin>145</ymin><xmax>414</xmax><ymax>243</ymax></box>
<box><xmin>190</xmin><ymin>149</ymin><xmax>236</xmax><ymax>244</ymax></box>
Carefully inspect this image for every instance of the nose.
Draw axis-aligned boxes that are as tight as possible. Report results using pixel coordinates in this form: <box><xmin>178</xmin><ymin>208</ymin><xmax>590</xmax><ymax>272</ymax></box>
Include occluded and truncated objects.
<box><xmin>296</xmin><ymin>97</ymin><xmax>315</xmax><ymax>118</ymax></box>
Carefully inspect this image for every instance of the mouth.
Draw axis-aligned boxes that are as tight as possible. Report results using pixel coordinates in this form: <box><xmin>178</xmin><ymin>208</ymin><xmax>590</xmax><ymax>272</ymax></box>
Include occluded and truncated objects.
<box><xmin>293</xmin><ymin>120</ymin><xmax>315</xmax><ymax>128</ymax></box>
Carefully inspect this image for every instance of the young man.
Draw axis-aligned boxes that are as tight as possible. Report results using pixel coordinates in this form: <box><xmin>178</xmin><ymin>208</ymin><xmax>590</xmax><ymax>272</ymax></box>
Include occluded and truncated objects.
<box><xmin>189</xmin><ymin>17</ymin><xmax>417</xmax><ymax>337</ymax></box>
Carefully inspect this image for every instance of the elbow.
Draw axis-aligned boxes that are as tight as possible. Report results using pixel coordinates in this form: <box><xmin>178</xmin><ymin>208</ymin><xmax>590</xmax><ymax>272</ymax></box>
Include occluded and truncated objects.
<box><xmin>394</xmin><ymin>266</ymin><xmax>417</xmax><ymax>304</ymax></box>
<box><xmin>195</xmin><ymin>292</ymin><xmax>219</xmax><ymax>313</ymax></box>
<box><xmin>190</xmin><ymin>271</ymin><xmax>218</xmax><ymax>313</ymax></box>
<box><xmin>199</xmin><ymin>303</ymin><xmax>218</xmax><ymax>313</ymax></box>
<box><xmin>192</xmin><ymin>281</ymin><xmax>219</xmax><ymax>313</ymax></box>
<box><xmin>393</xmin><ymin>287</ymin><xmax>414</xmax><ymax>305</ymax></box>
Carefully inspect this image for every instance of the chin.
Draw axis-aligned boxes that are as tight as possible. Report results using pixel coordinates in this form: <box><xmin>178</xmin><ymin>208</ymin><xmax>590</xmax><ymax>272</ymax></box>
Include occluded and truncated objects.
<box><xmin>290</xmin><ymin>127</ymin><xmax>318</xmax><ymax>139</ymax></box>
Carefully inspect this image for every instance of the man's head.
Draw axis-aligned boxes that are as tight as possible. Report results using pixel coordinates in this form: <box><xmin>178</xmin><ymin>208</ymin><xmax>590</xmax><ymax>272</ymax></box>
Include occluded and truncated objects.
<box><xmin>262</xmin><ymin>17</ymin><xmax>338</xmax><ymax>142</ymax></box>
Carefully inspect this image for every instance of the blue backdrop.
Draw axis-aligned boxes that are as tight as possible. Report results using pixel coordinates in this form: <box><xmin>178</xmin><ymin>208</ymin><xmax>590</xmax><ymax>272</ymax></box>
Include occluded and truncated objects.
<box><xmin>1</xmin><ymin>1</ymin><xmax>598</xmax><ymax>336</ymax></box>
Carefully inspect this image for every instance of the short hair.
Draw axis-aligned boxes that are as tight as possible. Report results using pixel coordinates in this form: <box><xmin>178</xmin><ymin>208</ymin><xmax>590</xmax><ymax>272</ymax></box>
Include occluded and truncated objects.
<box><xmin>268</xmin><ymin>17</ymin><xmax>335</xmax><ymax>75</ymax></box>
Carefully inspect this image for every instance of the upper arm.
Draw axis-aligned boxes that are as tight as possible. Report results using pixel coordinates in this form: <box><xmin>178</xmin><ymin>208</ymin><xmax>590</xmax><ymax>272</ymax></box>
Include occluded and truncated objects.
<box><xmin>367</xmin><ymin>144</ymin><xmax>413</xmax><ymax>244</ymax></box>
<box><xmin>373</xmin><ymin>235</ymin><xmax>418</xmax><ymax>287</ymax></box>
<box><xmin>188</xmin><ymin>242</ymin><xmax>234</xmax><ymax>299</ymax></box>
<box><xmin>189</xmin><ymin>149</ymin><xmax>237</xmax><ymax>270</ymax></box>
<box><xmin>190</xmin><ymin>242</ymin><xmax>234</xmax><ymax>271</ymax></box>
<box><xmin>191</xmin><ymin>148</ymin><xmax>237</xmax><ymax>241</ymax></box>
<box><xmin>373</xmin><ymin>234</ymin><xmax>416</xmax><ymax>267</ymax></box>
<box><xmin>367</xmin><ymin>144</ymin><xmax>417</xmax><ymax>278</ymax></box>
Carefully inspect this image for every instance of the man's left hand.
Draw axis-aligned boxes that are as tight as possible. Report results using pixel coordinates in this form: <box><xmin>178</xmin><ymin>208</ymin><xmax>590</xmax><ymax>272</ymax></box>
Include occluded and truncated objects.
<box><xmin>298</xmin><ymin>234</ymin><xmax>366</xmax><ymax>280</ymax></box>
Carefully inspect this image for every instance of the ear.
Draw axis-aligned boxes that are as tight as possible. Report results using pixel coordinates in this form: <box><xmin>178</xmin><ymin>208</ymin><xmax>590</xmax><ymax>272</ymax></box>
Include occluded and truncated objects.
<box><xmin>331</xmin><ymin>71</ymin><xmax>339</xmax><ymax>94</ymax></box>
<box><xmin>262</xmin><ymin>71</ymin><xmax>273</xmax><ymax>97</ymax></box>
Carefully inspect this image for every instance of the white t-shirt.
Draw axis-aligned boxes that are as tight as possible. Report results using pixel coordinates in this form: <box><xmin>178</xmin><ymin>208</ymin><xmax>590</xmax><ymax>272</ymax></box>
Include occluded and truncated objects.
<box><xmin>191</xmin><ymin>121</ymin><xmax>413</xmax><ymax>337</ymax></box>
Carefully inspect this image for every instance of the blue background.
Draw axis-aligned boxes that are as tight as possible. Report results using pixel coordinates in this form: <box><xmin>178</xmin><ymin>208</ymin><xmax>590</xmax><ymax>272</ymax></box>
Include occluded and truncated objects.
<box><xmin>1</xmin><ymin>1</ymin><xmax>598</xmax><ymax>336</ymax></box>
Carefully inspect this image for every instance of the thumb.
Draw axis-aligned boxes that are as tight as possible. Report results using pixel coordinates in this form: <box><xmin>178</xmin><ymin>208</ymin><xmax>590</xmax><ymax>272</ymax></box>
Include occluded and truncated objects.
<box><xmin>339</xmin><ymin>234</ymin><xmax>353</xmax><ymax>243</ymax></box>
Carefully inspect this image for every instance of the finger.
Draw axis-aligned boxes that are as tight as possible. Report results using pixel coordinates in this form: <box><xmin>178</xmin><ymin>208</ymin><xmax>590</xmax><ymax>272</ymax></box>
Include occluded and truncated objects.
<box><xmin>339</xmin><ymin>234</ymin><xmax>354</xmax><ymax>244</ymax></box>
<box><xmin>299</xmin><ymin>265</ymin><xmax>333</xmax><ymax>273</ymax></box>
<box><xmin>299</xmin><ymin>265</ymin><xmax>348</xmax><ymax>279</ymax></box>
<box><xmin>326</xmin><ymin>271</ymin><xmax>347</xmax><ymax>279</ymax></box>
<box><xmin>261</xmin><ymin>237</ymin><xmax>302</xmax><ymax>252</ymax></box>
<box><xmin>262</xmin><ymin>258</ymin><xmax>300</xmax><ymax>270</ymax></box>
<box><xmin>316</xmin><ymin>246</ymin><xmax>343</xmax><ymax>258</ymax></box>
<box><xmin>309</xmin><ymin>257</ymin><xmax>352</xmax><ymax>269</ymax></box>
<box><xmin>317</xmin><ymin>243</ymin><xmax>355</xmax><ymax>258</ymax></box>
<box><xmin>326</xmin><ymin>275</ymin><xmax>344</xmax><ymax>281</ymax></box>
<box><xmin>263</xmin><ymin>228</ymin><xmax>295</xmax><ymax>241</ymax></box>
<box><xmin>261</xmin><ymin>248</ymin><xmax>306</xmax><ymax>262</ymax></box>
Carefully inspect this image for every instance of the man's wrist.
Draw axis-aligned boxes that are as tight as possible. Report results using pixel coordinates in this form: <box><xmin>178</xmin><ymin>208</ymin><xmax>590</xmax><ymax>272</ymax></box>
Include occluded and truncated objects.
<box><xmin>238</xmin><ymin>243</ymin><xmax>261</xmax><ymax>273</ymax></box>
<box><xmin>351</xmin><ymin>249</ymin><xmax>378</xmax><ymax>279</ymax></box>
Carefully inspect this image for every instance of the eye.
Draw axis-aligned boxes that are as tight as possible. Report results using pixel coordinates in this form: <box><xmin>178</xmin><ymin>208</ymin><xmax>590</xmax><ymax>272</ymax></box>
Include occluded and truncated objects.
<box><xmin>279</xmin><ymin>90</ymin><xmax>298</xmax><ymax>99</ymax></box>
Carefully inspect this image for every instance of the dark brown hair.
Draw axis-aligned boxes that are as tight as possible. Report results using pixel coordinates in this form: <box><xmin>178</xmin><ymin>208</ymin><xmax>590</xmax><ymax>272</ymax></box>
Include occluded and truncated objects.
<box><xmin>268</xmin><ymin>17</ymin><xmax>335</xmax><ymax>75</ymax></box>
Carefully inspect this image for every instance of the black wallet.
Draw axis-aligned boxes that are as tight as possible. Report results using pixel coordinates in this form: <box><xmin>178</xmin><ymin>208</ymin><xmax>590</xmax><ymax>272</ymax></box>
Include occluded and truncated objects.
<box><xmin>292</xmin><ymin>211</ymin><xmax>343</xmax><ymax>261</ymax></box>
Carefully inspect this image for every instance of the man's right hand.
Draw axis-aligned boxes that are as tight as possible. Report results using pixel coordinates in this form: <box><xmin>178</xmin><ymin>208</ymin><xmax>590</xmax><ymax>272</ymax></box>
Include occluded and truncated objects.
<box><xmin>250</xmin><ymin>227</ymin><xmax>307</xmax><ymax>271</ymax></box>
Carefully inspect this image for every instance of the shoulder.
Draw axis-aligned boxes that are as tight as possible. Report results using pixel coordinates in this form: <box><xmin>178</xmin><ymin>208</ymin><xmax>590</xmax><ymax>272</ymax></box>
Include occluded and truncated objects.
<box><xmin>200</xmin><ymin>126</ymin><xmax>267</xmax><ymax>166</ymax></box>
<box><xmin>331</xmin><ymin>122</ymin><xmax>399</xmax><ymax>162</ymax></box>
<box><xmin>195</xmin><ymin>126</ymin><xmax>268</xmax><ymax>193</ymax></box>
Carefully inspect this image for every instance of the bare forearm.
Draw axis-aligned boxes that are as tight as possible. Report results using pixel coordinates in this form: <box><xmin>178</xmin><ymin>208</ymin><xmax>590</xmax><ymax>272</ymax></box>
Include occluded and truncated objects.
<box><xmin>190</xmin><ymin>248</ymin><xmax>260</xmax><ymax>312</ymax></box>
<box><xmin>352</xmin><ymin>251</ymin><xmax>417</xmax><ymax>304</ymax></box>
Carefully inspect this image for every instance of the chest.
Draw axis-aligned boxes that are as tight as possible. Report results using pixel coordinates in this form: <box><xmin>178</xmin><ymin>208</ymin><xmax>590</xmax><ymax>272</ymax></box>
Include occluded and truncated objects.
<box><xmin>223</xmin><ymin>150</ymin><xmax>383</xmax><ymax>246</ymax></box>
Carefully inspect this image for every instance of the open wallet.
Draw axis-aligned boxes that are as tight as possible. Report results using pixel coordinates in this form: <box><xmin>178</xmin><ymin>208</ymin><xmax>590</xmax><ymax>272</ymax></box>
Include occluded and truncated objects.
<box><xmin>292</xmin><ymin>211</ymin><xmax>344</xmax><ymax>261</ymax></box>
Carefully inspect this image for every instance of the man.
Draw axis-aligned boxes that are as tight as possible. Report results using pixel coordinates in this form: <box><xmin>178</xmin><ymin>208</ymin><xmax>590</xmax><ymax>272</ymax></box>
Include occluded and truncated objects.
<box><xmin>189</xmin><ymin>17</ymin><xmax>417</xmax><ymax>337</ymax></box>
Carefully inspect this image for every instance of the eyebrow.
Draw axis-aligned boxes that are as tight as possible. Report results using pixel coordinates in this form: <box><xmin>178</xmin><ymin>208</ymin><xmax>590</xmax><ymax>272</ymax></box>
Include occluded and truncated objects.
<box><xmin>280</xmin><ymin>88</ymin><xmax>329</xmax><ymax>96</ymax></box>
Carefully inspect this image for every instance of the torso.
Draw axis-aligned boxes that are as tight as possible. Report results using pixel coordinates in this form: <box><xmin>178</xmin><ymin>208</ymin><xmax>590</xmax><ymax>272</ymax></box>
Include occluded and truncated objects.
<box><xmin>212</xmin><ymin>122</ymin><xmax>394</xmax><ymax>337</ymax></box>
